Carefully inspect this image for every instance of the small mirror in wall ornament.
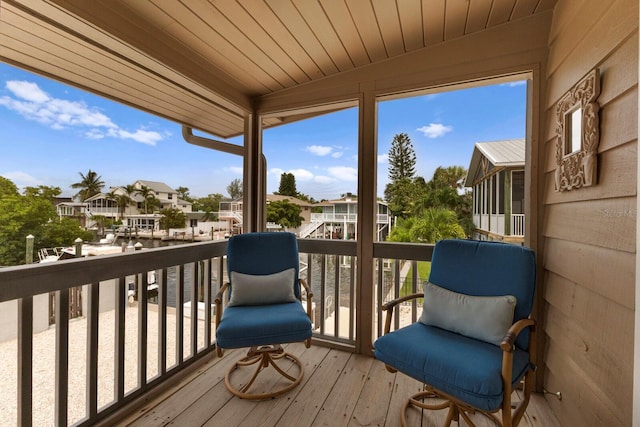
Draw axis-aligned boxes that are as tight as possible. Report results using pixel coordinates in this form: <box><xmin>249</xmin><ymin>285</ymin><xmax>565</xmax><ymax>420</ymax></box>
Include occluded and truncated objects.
<box><xmin>554</xmin><ymin>68</ymin><xmax>601</xmax><ymax>192</ymax></box>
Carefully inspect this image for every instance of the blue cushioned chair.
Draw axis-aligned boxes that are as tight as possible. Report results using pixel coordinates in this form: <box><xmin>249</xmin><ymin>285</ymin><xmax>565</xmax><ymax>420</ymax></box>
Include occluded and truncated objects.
<box><xmin>215</xmin><ymin>232</ymin><xmax>313</xmax><ymax>399</ymax></box>
<box><xmin>374</xmin><ymin>239</ymin><xmax>536</xmax><ymax>426</ymax></box>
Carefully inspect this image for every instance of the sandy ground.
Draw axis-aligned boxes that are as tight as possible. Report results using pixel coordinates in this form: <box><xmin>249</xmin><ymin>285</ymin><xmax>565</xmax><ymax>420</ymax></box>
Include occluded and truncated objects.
<box><xmin>0</xmin><ymin>304</ymin><xmax>209</xmax><ymax>426</ymax></box>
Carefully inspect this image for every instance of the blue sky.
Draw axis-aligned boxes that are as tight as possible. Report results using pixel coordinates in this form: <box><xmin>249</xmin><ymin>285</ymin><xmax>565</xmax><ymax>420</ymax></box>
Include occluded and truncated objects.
<box><xmin>0</xmin><ymin>63</ymin><xmax>526</xmax><ymax>200</ymax></box>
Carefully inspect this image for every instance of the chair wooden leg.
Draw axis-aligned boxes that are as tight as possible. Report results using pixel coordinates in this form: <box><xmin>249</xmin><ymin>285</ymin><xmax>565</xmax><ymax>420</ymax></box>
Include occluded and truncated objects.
<box><xmin>225</xmin><ymin>345</ymin><xmax>304</xmax><ymax>400</ymax></box>
<box><xmin>402</xmin><ymin>390</ymin><xmax>456</xmax><ymax>427</ymax></box>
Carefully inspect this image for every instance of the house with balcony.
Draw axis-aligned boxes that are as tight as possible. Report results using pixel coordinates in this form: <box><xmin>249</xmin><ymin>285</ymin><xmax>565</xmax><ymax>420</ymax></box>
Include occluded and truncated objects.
<box><xmin>466</xmin><ymin>139</ymin><xmax>526</xmax><ymax>244</ymax></box>
<box><xmin>304</xmin><ymin>196</ymin><xmax>390</xmax><ymax>241</ymax></box>
<box><xmin>72</xmin><ymin>180</ymin><xmax>193</xmax><ymax>231</ymax></box>
<box><xmin>55</xmin><ymin>200</ymin><xmax>91</xmax><ymax>227</ymax></box>
<box><xmin>0</xmin><ymin>1</ymin><xmax>637</xmax><ymax>426</ymax></box>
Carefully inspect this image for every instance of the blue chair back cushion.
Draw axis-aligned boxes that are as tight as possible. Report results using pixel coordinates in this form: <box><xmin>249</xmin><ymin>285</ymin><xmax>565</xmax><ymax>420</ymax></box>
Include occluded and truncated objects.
<box><xmin>226</xmin><ymin>232</ymin><xmax>301</xmax><ymax>299</ymax></box>
<box><xmin>428</xmin><ymin>239</ymin><xmax>535</xmax><ymax>350</ymax></box>
<box><xmin>374</xmin><ymin>323</ymin><xmax>532</xmax><ymax>412</ymax></box>
<box><xmin>216</xmin><ymin>303</ymin><xmax>312</xmax><ymax>349</ymax></box>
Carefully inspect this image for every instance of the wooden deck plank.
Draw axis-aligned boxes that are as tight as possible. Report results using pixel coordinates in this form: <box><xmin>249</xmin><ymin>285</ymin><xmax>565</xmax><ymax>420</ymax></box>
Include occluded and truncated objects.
<box><xmin>312</xmin><ymin>353</ymin><xmax>374</xmax><ymax>426</ymax></box>
<box><xmin>121</xmin><ymin>344</ymin><xmax>560</xmax><ymax>427</ymax></box>
<box><xmin>129</xmin><ymin>350</ymin><xmax>239</xmax><ymax>427</ymax></box>
<box><xmin>273</xmin><ymin>348</ymin><xmax>352</xmax><ymax>426</ymax></box>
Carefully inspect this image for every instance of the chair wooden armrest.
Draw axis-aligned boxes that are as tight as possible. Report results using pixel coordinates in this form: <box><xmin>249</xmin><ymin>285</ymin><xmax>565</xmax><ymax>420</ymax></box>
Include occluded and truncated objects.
<box><xmin>381</xmin><ymin>292</ymin><xmax>424</xmax><ymax>334</ymax></box>
<box><xmin>499</xmin><ymin>317</ymin><xmax>536</xmax><ymax>425</ymax></box>
<box><xmin>381</xmin><ymin>292</ymin><xmax>424</xmax><ymax>311</ymax></box>
<box><xmin>214</xmin><ymin>282</ymin><xmax>230</xmax><ymax>357</ymax></box>
<box><xmin>214</xmin><ymin>281</ymin><xmax>230</xmax><ymax>305</ymax></box>
<box><xmin>500</xmin><ymin>318</ymin><xmax>535</xmax><ymax>352</ymax></box>
<box><xmin>299</xmin><ymin>277</ymin><xmax>313</xmax><ymax>300</ymax></box>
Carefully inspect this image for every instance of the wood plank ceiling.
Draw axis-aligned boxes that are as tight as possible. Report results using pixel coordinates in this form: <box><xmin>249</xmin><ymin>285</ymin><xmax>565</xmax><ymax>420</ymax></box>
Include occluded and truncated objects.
<box><xmin>0</xmin><ymin>0</ymin><xmax>555</xmax><ymax>138</ymax></box>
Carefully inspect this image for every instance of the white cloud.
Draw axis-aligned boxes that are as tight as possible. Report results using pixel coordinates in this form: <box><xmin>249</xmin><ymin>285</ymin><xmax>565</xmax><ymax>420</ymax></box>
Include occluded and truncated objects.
<box><xmin>85</xmin><ymin>129</ymin><xmax>105</xmax><ymax>140</ymax></box>
<box><xmin>314</xmin><ymin>175</ymin><xmax>335</xmax><ymax>184</ymax></box>
<box><xmin>306</xmin><ymin>145</ymin><xmax>333</xmax><ymax>156</ymax></box>
<box><xmin>416</xmin><ymin>123</ymin><xmax>453</xmax><ymax>138</ymax></box>
<box><xmin>107</xmin><ymin>128</ymin><xmax>163</xmax><ymax>146</ymax></box>
<box><xmin>502</xmin><ymin>80</ymin><xmax>527</xmax><ymax>87</ymax></box>
<box><xmin>0</xmin><ymin>80</ymin><xmax>165</xmax><ymax>146</ymax></box>
<box><xmin>378</xmin><ymin>153</ymin><xmax>388</xmax><ymax>163</ymax></box>
<box><xmin>289</xmin><ymin>168</ymin><xmax>314</xmax><ymax>181</ymax></box>
<box><xmin>331</xmin><ymin>151</ymin><xmax>343</xmax><ymax>158</ymax></box>
<box><xmin>6</xmin><ymin>81</ymin><xmax>49</xmax><ymax>103</ymax></box>
<box><xmin>328</xmin><ymin>166</ymin><xmax>357</xmax><ymax>181</ymax></box>
<box><xmin>269</xmin><ymin>168</ymin><xmax>285</xmax><ymax>176</ymax></box>
<box><xmin>226</xmin><ymin>166</ymin><xmax>243</xmax><ymax>175</ymax></box>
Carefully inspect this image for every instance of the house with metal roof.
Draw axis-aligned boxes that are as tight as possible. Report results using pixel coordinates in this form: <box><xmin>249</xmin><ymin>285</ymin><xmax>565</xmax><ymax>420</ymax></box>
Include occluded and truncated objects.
<box><xmin>465</xmin><ymin>139</ymin><xmax>525</xmax><ymax>244</ymax></box>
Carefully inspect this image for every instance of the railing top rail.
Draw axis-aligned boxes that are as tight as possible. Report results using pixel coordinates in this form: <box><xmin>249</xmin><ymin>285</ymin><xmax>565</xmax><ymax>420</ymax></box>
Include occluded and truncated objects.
<box><xmin>373</xmin><ymin>241</ymin><xmax>434</xmax><ymax>261</ymax></box>
<box><xmin>0</xmin><ymin>238</ymin><xmax>437</xmax><ymax>303</ymax></box>
<box><xmin>298</xmin><ymin>238</ymin><xmax>356</xmax><ymax>256</ymax></box>
<box><xmin>0</xmin><ymin>240</ymin><xmax>228</xmax><ymax>303</ymax></box>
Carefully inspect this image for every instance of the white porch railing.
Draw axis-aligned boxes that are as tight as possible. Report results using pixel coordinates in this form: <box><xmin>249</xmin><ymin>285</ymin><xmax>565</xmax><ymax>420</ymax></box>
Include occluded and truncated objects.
<box><xmin>0</xmin><ymin>238</ymin><xmax>434</xmax><ymax>426</ymax></box>
<box><xmin>310</xmin><ymin>213</ymin><xmax>389</xmax><ymax>224</ymax></box>
<box><xmin>87</xmin><ymin>207</ymin><xmax>120</xmax><ymax>216</ymax></box>
<box><xmin>511</xmin><ymin>214</ymin><xmax>525</xmax><ymax>236</ymax></box>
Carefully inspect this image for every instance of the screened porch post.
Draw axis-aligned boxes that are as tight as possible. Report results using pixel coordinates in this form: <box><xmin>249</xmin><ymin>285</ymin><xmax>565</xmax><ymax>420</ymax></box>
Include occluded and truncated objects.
<box><xmin>356</xmin><ymin>84</ymin><xmax>377</xmax><ymax>355</ymax></box>
<box><xmin>243</xmin><ymin>112</ymin><xmax>265</xmax><ymax>232</ymax></box>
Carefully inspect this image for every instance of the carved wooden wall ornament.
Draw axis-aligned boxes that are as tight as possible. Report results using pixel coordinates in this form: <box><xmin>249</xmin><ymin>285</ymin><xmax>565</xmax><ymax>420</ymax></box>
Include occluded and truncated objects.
<box><xmin>554</xmin><ymin>69</ymin><xmax>601</xmax><ymax>192</ymax></box>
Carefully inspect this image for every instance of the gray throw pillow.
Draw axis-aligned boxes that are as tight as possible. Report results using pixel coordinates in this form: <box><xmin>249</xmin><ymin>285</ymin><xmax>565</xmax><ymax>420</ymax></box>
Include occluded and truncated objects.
<box><xmin>228</xmin><ymin>268</ymin><xmax>296</xmax><ymax>306</ymax></box>
<box><xmin>419</xmin><ymin>281</ymin><xmax>517</xmax><ymax>346</ymax></box>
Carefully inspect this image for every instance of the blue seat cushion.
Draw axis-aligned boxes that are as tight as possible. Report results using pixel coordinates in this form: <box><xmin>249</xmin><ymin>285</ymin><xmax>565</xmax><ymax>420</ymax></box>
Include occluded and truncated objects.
<box><xmin>216</xmin><ymin>302</ymin><xmax>312</xmax><ymax>349</ymax></box>
<box><xmin>374</xmin><ymin>323</ymin><xmax>532</xmax><ymax>412</ymax></box>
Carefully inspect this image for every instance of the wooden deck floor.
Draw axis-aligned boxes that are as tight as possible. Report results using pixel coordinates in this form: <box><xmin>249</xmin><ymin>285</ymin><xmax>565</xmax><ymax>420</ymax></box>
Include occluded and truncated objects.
<box><xmin>114</xmin><ymin>343</ymin><xmax>561</xmax><ymax>427</ymax></box>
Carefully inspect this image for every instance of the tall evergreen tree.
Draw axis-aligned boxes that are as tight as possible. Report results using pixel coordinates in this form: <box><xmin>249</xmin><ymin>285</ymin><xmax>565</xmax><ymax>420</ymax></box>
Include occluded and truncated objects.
<box><xmin>227</xmin><ymin>178</ymin><xmax>243</xmax><ymax>199</ymax></box>
<box><xmin>277</xmin><ymin>172</ymin><xmax>297</xmax><ymax>196</ymax></box>
<box><xmin>384</xmin><ymin>133</ymin><xmax>417</xmax><ymax>218</ymax></box>
<box><xmin>387</xmin><ymin>133</ymin><xmax>416</xmax><ymax>181</ymax></box>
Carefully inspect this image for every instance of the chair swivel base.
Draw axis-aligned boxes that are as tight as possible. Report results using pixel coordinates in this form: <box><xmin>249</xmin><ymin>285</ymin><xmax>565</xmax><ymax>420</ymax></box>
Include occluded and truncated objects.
<box><xmin>225</xmin><ymin>344</ymin><xmax>304</xmax><ymax>400</ymax></box>
<box><xmin>402</xmin><ymin>389</ymin><xmax>499</xmax><ymax>427</ymax></box>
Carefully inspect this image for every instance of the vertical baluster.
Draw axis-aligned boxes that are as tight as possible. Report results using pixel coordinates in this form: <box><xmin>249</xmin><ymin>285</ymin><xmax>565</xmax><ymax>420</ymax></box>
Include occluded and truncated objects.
<box><xmin>176</xmin><ymin>265</ymin><xmax>184</xmax><ymax>364</ymax></box>
<box><xmin>333</xmin><ymin>255</ymin><xmax>340</xmax><ymax>337</ymax></box>
<box><xmin>393</xmin><ymin>260</ymin><xmax>400</xmax><ymax>331</ymax></box>
<box><xmin>191</xmin><ymin>262</ymin><xmax>198</xmax><ymax>356</ymax></box>
<box><xmin>18</xmin><ymin>296</ymin><xmax>33</xmax><ymax>427</ymax></box>
<box><xmin>158</xmin><ymin>269</ymin><xmax>167</xmax><ymax>376</ymax></box>
<box><xmin>216</xmin><ymin>258</ymin><xmax>224</xmax><ymax>337</ymax></box>
<box><xmin>204</xmin><ymin>259</ymin><xmax>211</xmax><ymax>349</ymax></box>
<box><xmin>319</xmin><ymin>254</ymin><xmax>326</xmax><ymax>336</ymax></box>
<box><xmin>138</xmin><ymin>273</ymin><xmax>148</xmax><ymax>387</ymax></box>
<box><xmin>304</xmin><ymin>253</ymin><xmax>312</xmax><ymax>331</ymax></box>
<box><xmin>376</xmin><ymin>258</ymin><xmax>383</xmax><ymax>337</ymax></box>
<box><xmin>86</xmin><ymin>283</ymin><xmax>99</xmax><ymax>419</ymax></box>
<box><xmin>114</xmin><ymin>278</ymin><xmax>125</xmax><ymax>403</ymax></box>
<box><xmin>349</xmin><ymin>256</ymin><xmax>355</xmax><ymax>341</ymax></box>
<box><xmin>411</xmin><ymin>260</ymin><xmax>418</xmax><ymax>323</ymax></box>
<box><xmin>55</xmin><ymin>289</ymin><xmax>69</xmax><ymax>427</ymax></box>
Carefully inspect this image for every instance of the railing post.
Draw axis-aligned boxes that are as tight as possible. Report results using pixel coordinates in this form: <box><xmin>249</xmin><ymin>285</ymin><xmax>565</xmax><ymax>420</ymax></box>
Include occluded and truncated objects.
<box><xmin>25</xmin><ymin>234</ymin><xmax>34</xmax><ymax>264</ymax></box>
<box><xmin>18</xmin><ymin>297</ymin><xmax>33</xmax><ymax>427</ymax></box>
<box><xmin>356</xmin><ymin>83</ymin><xmax>377</xmax><ymax>355</ymax></box>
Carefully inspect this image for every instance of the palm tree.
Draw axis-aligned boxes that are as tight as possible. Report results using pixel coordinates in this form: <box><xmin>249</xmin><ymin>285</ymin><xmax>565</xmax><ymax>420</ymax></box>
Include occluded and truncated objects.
<box><xmin>108</xmin><ymin>191</ymin><xmax>132</xmax><ymax>219</ymax></box>
<box><xmin>71</xmin><ymin>170</ymin><xmax>105</xmax><ymax>201</ymax></box>
<box><xmin>410</xmin><ymin>207</ymin><xmax>466</xmax><ymax>243</ymax></box>
<box><xmin>135</xmin><ymin>185</ymin><xmax>155</xmax><ymax>214</ymax></box>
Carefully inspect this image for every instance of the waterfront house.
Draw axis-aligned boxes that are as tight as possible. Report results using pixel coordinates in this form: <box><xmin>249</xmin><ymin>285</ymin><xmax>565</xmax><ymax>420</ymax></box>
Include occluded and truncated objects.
<box><xmin>305</xmin><ymin>196</ymin><xmax>390</xmax><ymax>241</ymax></box>
<box><xmin>466</xmin><ymin>138</ymin><xmax>526</xmax><ymax>244</ymax></box>
<box><xmin>0</xmin><ymin>1</ymin><xmax>637</xmax><ymax>426</ymax></box>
